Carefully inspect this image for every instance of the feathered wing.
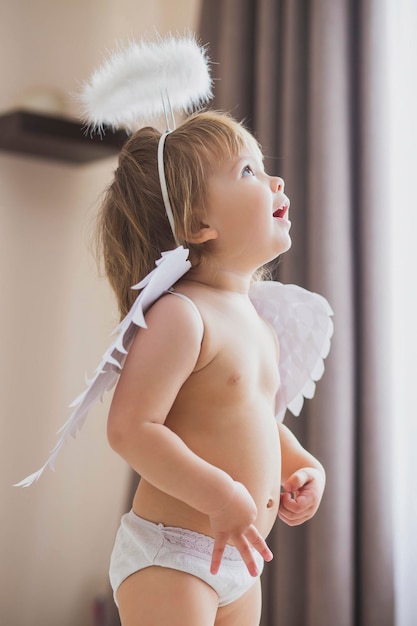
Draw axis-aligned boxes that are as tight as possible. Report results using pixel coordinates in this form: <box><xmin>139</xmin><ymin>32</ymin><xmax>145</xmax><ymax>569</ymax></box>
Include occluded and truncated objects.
<box><xmin>249</xmin><ymin>281</ymin><xmax>334</xmax><ymax>423</ymax></box>
<box><xmin>15</xmin><ymin>247</ymin><xmax>191</xmax><ymax>487</ymax></box>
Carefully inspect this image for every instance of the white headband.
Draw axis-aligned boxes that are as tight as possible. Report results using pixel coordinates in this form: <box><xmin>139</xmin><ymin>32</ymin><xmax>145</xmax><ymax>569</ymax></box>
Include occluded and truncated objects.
<box><xmin>157</xmin><ymin>130</ymin><xmax>178</xmax><ymax>244</ymax></box>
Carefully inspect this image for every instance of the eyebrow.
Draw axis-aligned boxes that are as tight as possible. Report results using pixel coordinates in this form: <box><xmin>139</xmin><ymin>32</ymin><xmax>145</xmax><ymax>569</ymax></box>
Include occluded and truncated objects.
<box><xmin>230</xmin><ymin>155</ymin><xmax>265</xmax><ymax>173</ymax></box>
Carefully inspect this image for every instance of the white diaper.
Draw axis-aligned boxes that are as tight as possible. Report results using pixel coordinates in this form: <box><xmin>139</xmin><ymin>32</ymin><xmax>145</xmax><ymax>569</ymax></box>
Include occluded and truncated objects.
<box><xmin>109</xmin><ymin>510</ymin><xmax>264</xmax><ymax>607</ymax></box>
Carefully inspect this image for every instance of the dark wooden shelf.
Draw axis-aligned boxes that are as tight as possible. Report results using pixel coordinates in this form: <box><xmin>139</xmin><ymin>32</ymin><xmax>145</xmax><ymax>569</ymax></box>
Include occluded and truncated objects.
<box><xmin>0</xmin><ymin>110</ymin><xmax>127</xmax><ymax>164</ymax></box>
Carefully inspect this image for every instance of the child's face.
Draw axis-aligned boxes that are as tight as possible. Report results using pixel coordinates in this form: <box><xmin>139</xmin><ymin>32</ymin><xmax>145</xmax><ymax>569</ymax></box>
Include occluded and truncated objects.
<box><xmin>203</xmin><ymin>144</ymin><xmax>292</xmax><ymax>268</ymax></box>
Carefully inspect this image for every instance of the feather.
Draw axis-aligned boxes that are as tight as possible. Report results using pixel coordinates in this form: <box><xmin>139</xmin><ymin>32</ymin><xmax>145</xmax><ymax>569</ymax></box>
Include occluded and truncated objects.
<box><xmin>80</xmin><ymin>35</ymin><xmax>213</xmax><ymax>132</ymax></box>
<box><xmin>14</xmin><ymin>246</ymin><xmax>191</xmax><ymax>487</ymax></box>
<box><xmin>248</xmin><ymin>281</ymin><xmax>334</xmax><ymax>422</ymax></box>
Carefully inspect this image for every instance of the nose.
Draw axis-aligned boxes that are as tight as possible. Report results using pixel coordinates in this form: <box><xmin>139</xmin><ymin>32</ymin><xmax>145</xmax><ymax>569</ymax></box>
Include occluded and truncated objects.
<box><xmin>270</xmin><ymin>176</ymin><xmax>285</xmax><ymax>193</ymax></box>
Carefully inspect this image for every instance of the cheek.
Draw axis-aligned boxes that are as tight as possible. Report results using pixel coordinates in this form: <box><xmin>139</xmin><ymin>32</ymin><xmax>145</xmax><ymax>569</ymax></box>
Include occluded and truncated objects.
<box><xmin>234</xmin><ymin>199</ymin><xmax>271</xmax><ymax>242</ymax></box>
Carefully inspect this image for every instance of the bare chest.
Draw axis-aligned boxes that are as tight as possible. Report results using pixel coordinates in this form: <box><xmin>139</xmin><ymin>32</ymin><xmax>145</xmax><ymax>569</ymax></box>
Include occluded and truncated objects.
<box><xmin>191</xmin><ymin>305</ymin><xmax>280</xmax><ymax>406</ymax></box>
<box><xmin>221</xmin><ymin>322</ymin><xmax>278</xmax><ymax>392</ymax></box>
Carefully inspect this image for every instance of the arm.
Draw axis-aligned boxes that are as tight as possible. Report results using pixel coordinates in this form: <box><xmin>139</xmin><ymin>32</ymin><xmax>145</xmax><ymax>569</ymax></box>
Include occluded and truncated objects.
<box><xmin>278</xmin><ymin>422</ymin><xmax>326</xmax><ymax>526</ymax></box>
<box><xmin>108</xmin><ymin>294</ymin><xmax>272</xmax><ymax>574</ymax></box>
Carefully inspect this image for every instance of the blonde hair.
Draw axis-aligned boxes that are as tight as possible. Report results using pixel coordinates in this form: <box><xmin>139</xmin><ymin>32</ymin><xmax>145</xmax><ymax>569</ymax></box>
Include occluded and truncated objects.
<box><xmin>96</xmin><ymin>110</ymin><xmax>261</xmax><ymax>318</ymax></box>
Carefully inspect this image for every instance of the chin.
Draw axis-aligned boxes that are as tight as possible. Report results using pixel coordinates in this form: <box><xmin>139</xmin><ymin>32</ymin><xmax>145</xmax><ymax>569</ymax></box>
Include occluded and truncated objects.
<box><xmin>273</xmin><ymin>234</ymin><xmax>292</xmax><ymax>258</ymax></box>
<box><xmin>257</xmin><ymin>239</ymin><xmax>291</xmax><ymax>268</ymax></box>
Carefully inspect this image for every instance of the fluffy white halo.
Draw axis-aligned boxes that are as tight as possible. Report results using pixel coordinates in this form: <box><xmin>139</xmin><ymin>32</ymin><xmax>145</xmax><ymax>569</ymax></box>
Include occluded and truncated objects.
<box><xmin>80</xmin><ymin>35</ymin><xmax>213</xmax><ymax>132</ymax></box>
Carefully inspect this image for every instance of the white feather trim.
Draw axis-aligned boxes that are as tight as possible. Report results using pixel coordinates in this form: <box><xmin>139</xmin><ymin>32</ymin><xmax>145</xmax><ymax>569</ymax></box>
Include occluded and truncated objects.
<box><xmin>14</xmin><ymin>247</ymin><xmax>192</xmax><ymax>487</ymax></box>
<box><xmin>80</xmin><ymin>35</ymin><xmax>213</xmax><ymax>131</ymax></box>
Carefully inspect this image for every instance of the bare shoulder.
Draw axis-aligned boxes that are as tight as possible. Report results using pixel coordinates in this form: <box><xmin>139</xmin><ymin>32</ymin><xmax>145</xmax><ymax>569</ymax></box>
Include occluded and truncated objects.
<box><xmin>120</xmin><ymin>291</ymin><xmax>205</xmax><ymax>381</ymax></box>
<box><xmin>169</xmin><ymin>280</ymin><xmax>225</xmax><ymax>366</ymax></box>
<box><xmin>144</xmin><ymin>291</ymin><xmax>204</xmax><ymax>344</ymax></box>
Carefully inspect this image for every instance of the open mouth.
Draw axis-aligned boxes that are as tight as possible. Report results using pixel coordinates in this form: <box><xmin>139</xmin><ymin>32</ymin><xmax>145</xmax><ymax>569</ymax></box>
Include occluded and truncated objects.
<box><xmin>273</xmin><ymin>202</ymin><xmax>290</xmax><ymax>219</ymax></box>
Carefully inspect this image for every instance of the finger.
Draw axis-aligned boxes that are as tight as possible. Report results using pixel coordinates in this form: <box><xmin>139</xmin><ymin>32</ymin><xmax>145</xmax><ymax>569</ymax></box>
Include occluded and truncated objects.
<box><xmin>278</xmin><ymin>503</ymin><xmax>315</xmax><ymax>525</ymax></box>
<box><xmin>210</xmin><ymin>537</ymin><xmax>227</xmax><ymax>575</ymax></box>
<box><xmin>280</xmin><ymin>491</ymin><xmax>310</xmax><ymax>511</ymax></box>
<box><xmin>278</xmin><ymin>505</ymin><xmax>311</xmax><ymax>524</ymax></box>
<box><xmin>234</xmin><ymin>535</ymin><xmax>260</xmax><ymax>577</ymax></box>
<box><xmin>246</xmin><ymin>526</ymin><xmax>273</xmax><ymax>562</ymax></box>
<box><xmin>278</xmin><ymin>511</ymin><xmax>307</xmax><ymax>526</ymax></box>
<box><xmin>283</xmin><ymin>469</ymin><xmax>310</xmax><ymax>493</ymax></box>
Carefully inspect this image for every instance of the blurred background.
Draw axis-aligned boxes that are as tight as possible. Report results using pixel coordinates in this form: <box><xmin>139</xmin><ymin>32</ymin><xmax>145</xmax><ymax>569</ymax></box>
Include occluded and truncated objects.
<box><xmin>0</xmin><ymin>1</ymin><xmax>415</xmax><ymax>625</ymax></box>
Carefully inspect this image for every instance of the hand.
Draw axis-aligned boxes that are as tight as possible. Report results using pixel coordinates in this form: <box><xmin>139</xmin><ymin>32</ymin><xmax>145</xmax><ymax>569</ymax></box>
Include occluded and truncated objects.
<box><xmin>209</xmin><ymin>481</ymin><xmax>273</xmax><ymax>576</ymax></box>
<box><xmin>278</xmin><ymin>467</ymin><xmax>325</xmax><ymax>526</ymax></box>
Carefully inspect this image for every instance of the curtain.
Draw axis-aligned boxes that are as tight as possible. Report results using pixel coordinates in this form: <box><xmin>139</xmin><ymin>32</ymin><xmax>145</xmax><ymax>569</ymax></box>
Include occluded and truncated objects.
<box><xmin>199</xmin><ymin>2</ymin><xmax>394</xmax><ymax>625</ymax></box>
<box><xmin>389</xmin><ymin>2</ymin><xmax>417</xmax><ymax>625</ymax></box>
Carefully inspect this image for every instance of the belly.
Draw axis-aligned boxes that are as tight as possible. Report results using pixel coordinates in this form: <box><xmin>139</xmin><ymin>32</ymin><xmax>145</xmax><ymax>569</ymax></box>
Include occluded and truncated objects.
<box><xmin>132</xmin><ymin>404</ymin><xmax>281</xmax><ymax>540</ymax></box>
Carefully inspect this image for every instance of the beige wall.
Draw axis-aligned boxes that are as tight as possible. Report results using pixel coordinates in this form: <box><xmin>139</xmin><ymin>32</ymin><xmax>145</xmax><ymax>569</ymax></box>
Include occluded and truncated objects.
<box><xmin>0</xmin><ymin>2</ymin><xmax>201</xmax><ymax>625</ymax></box>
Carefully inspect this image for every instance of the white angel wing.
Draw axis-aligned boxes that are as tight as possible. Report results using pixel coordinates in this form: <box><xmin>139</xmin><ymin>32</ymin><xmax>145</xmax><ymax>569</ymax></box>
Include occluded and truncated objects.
<box><xmin>15</xmin><ymin>246</ymin><xmax>191</xmax><ymax>487</ymax></box>
<box><xmin>249</xmin><ymin>280</ymin><xmax>334</xmax><ymax>423</ymax></box>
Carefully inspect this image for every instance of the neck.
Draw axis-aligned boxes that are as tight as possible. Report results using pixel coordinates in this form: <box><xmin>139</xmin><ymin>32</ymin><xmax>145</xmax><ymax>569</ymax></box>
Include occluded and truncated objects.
<box><xmin>185</xmin><ymin>259</ymin><xmax>253</xmax><ymax>294</ymax></box>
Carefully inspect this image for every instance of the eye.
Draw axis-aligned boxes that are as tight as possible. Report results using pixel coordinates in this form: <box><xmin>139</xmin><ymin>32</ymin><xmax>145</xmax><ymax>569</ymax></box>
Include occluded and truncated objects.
<box><xmin>241</xmin><ymin>164</ymin><xmax>255</xmax><ymax>177</ymax></box>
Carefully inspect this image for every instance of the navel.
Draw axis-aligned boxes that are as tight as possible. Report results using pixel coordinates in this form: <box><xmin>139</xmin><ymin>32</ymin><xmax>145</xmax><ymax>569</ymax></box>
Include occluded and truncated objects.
<box><xmin>266</xmin><ymin>498</ymin><xmax>274</xmax><ymax>509</ymax></box>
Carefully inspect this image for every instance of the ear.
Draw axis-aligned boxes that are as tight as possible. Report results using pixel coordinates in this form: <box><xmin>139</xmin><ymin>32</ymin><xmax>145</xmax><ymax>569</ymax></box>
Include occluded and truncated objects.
<box><xmin>187</xmin><ymin>222</ymin><xmax>218</xmax><ymax>244</ymax></box>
